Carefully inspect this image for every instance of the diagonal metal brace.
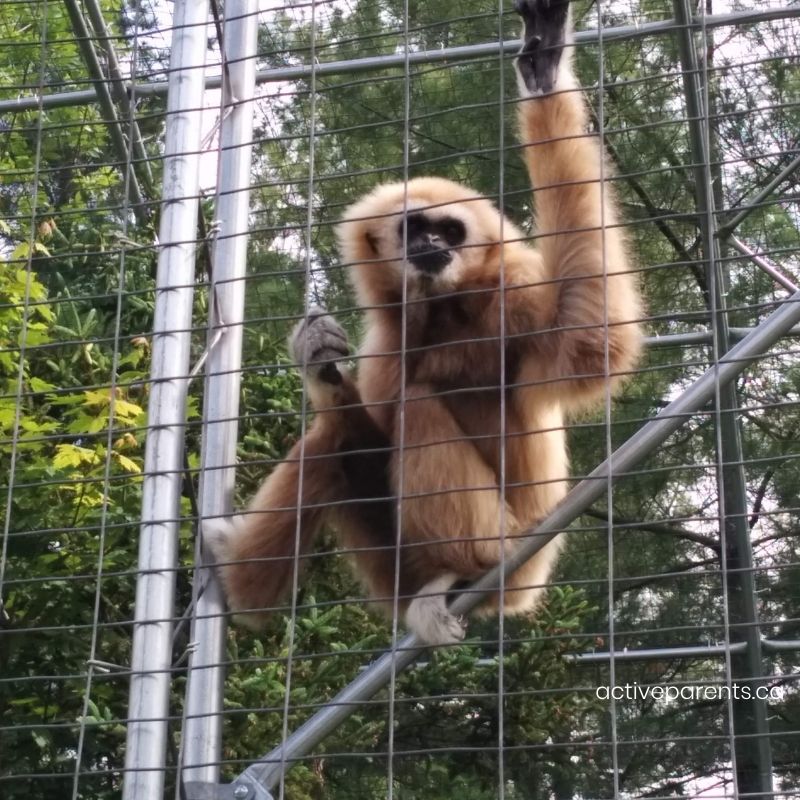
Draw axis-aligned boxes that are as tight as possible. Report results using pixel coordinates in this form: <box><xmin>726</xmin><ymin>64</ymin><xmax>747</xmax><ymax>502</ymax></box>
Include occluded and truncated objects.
<box><xmin>62</xmin><ymin>0</ymin><xmax>148</xmax><ymax>222</ymax></box>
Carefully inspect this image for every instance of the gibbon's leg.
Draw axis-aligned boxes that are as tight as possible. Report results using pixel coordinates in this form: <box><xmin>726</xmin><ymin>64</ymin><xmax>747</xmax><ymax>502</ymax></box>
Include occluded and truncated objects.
<box><xmin>397</xmin><ymin>385</ymin><xmax>518</xmax><ymax>645</ymax></box>
<box><xmin>514</xmin><ymin>0</ymin><xmax>642</xmax><ymax>404</ymax></box>
<box><xmin>205</xmin><ymin>310</ymin><xmax>374</xmax><ymax>628</ymax></box>
<box><xmin>205</xmin><ymin>430</ymin><xmax>346</xmax><ymax>628</ymax></box>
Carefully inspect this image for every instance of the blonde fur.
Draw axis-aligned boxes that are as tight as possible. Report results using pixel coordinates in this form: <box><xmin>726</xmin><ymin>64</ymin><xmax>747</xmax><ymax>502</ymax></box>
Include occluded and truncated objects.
<box><xmin>207</xmin><ymin>10</ymin><xmax>642</xmax><ymax>644</ymax></box>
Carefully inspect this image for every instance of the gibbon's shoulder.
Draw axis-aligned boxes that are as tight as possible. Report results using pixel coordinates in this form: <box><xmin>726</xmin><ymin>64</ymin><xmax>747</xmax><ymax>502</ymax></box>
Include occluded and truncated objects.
<box><xmin>457</xmin><ymin>238</ymin><xmax>545</xmax><ymax>294</ymax></box>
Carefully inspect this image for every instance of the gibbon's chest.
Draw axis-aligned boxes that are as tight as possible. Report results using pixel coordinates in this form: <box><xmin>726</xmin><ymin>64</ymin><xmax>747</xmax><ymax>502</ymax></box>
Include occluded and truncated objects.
<box><xmin>418</xmin><ymin>294</ymin><xmax>471</xmax><ymax>339</ymax></box>
<box><xmin>411</xmin><ymin>293</ymin><xmax>521</xmax><ymax>389</ymax></box>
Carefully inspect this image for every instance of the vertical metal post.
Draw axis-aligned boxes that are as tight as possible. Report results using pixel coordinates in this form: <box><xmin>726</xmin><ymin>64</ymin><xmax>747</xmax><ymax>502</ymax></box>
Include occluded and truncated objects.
<box><xmin>179</xmin><ymin>0</ymin><xmax>259</xmax><ymax>795</ymax></box>
<box><xmin>673</xmin><ymin>1</ymin><xmax>773</xmax><ymax>797</ymax></box>
<box><xmin>123</xmin><ymin>3</ymin><xmax>209</xmax><ymax>798</ymax></box>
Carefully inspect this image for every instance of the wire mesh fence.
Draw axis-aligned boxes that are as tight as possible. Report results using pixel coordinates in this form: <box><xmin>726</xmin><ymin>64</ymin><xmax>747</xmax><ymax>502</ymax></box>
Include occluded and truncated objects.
<box><xmin>0</xmin><ymin>1</ymin><xmax>798</xmax><ymax>799</ymax></box>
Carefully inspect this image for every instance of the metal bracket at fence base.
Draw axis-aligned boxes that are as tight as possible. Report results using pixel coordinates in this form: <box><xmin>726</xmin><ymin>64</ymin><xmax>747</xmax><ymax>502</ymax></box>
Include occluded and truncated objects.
<box><xmin>184</xmin><ymin>779</ymin><xmax>274</xmax><ymax>800</ymax></box>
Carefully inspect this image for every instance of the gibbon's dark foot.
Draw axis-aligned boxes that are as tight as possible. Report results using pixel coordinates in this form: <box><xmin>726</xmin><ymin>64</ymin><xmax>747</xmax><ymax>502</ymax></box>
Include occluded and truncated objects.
<box><xmin>289</xmin><ymin>306</ymin><xmax>350</xmax><ymax>385</ymax></box>
<box><xmin>514</xmin><ymin>0</ymin><xmax>570</xmax><ymax>95</ymax></box>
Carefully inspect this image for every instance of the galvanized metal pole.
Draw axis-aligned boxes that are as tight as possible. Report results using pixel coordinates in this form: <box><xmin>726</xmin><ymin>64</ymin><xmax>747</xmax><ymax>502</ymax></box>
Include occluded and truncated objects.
<box><xmin>2</xmin><ymin>7</ymin><xmax>797</xmax><ymax>114</ymax></box>
<box><xmin>570</xmin><ymin>638</ymin><xmax>800</xmax><ymax>663</ymax></box>
<box><xmin>673</xmin><ymin>0</ymin><xmax>773</xmax><ymax>796</ymax></box>
<box><xmin>123</xmin><ymin>2</ymin><xmax>209</xmax><ymax>798</ymax></box>
<box><xmin>728</xmin><ymin>236</ymin><xmax>799</xmax><ymax>294</ymax></box>
<box><xmin>644</xmin><ymin>325</ymin><xmax>800</xmax><ymax>348</ymax></box>
<box><xmin>226</xmin><ymin>285</ymin><xmax>800</xmax><ymax>796</ymax></box>
<box><xmin>179</xmin><ymin>0</ymin><xmax>259</xmax><ymax>795</ymax></box>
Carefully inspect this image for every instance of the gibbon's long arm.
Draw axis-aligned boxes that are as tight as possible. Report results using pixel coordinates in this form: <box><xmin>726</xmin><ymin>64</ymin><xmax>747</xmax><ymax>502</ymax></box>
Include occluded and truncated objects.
<box><xmin>205</xmin><ymin>311</ymin><xmax>394</xmax><ymax>626</ymax></box>
<box><xmin>512</xmin><ymin>0</ymin><xmax>642</xmax><ymax>405</ymax></box>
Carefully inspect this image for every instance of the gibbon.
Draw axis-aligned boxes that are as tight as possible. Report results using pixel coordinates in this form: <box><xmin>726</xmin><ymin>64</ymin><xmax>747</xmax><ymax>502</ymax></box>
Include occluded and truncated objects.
<box><xmin>206</xmin><ymin>0</ymin><xmax>642</xmax><ymax>645</ymax></box>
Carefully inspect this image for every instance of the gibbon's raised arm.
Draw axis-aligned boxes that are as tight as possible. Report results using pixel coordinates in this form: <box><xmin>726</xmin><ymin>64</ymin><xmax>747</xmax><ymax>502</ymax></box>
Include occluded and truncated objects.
<box><xmin>511</xmin><ymin>0</ymin><xmax>642</xmax><ymax>407</ymax></box>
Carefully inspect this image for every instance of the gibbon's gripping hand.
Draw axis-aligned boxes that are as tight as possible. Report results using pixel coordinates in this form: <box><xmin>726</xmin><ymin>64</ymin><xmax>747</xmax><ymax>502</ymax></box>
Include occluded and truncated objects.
<box><xmin>289</xmin><ymin>306</ymin><xmax>350</xmax><ymax>386</ymax></box>
<box><xmin>514</xmin><ymin>0</ymin><xmax>570</xmax><ymax>95</ymax></box>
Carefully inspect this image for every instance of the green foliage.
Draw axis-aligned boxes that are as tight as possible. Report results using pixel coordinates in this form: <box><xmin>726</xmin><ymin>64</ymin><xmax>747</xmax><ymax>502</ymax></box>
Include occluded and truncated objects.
<box><xmin>0</xmin><ymin>246</ymin><xmax>152</xmax><ymax>798</ymax></box>
<box><xmin>0</xmin><ymin>4</ymin><xmax>163</xmax><ymax>797</ymax></box>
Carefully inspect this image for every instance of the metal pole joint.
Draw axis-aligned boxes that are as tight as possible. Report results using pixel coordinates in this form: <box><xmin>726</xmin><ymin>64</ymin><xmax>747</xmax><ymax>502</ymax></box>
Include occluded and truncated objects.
<box><xmin>183</xmin><ymin>780</ymin><xmax>274</xmax><ymax>800</ymax></box>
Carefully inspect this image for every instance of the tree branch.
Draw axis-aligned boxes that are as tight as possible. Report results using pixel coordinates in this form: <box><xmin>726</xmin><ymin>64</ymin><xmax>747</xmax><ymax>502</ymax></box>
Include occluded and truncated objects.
<box><xmin>748</xmin><ymin>468</ymin><xmax>775</xmax><ymax>529</ymax></box>
<box><xmin>586</xmin><ymin>509</ymin><xmax>720</xmax><ymax>551</ymax></box>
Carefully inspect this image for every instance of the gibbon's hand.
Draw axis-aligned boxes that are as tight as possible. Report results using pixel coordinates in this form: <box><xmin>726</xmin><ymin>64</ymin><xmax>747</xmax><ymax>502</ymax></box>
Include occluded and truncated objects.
<box><xmin>514</xmin><ymin>0</ymin><xmax>570</xmax><ymax>95</ymax></box>
<box><xmin>289</xmin><ymin>306</ymin><xmax>350</xmax><ymax>386</ymax></box>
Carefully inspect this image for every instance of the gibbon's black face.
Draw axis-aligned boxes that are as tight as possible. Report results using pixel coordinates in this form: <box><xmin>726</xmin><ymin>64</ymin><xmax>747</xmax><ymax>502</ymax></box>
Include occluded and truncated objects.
<box><xmin>398</xmin><ymin>212</ymin><xmax>467</xmax><ymax>275</ymax></box>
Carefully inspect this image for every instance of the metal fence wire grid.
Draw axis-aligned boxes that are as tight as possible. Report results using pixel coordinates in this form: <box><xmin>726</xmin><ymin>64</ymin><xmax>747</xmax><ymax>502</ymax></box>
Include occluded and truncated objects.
<box><xmin>0</xmin><ymin>1</ymin><xmax>798</xmax><ymax>800</ymax></box>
